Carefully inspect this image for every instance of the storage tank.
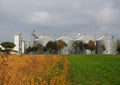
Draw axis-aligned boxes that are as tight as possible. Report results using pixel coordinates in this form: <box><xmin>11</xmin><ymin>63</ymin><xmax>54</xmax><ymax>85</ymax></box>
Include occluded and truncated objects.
<box><xmin>76</xmin><ymin>35</ymin><xmax>95</xmax><ymax>54</ymax></box>
<box><xmin>14</xmin><ymin>34</ymin><xmax>22</xmax><ymax>54</ymax></box>
<box><xmin>56</xmin><ymin>35</ymin><xmax>74</xmax><ymax>54</ymax></box>
<box><xmin>96</xmin><ymin>35</ymin><xmax>118</xmax><ymax>54</ymax></box>
<box><xmin>35</xmin><ymin>35</ymin><xmax>53</xmax><ymax>47</ymax></box>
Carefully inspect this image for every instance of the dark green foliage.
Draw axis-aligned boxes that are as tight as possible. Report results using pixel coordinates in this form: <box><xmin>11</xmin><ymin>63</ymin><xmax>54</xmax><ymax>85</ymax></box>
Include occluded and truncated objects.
<box><xmin>46</xmin><ymin>41</ymin><xmax>53</xmax><ymax>49</ymax></box>
<box><xmin>84</xmin><ymin>43</ymin><xmax>89</xmax><ymax>49</ymax></box>
<box><xmin>1</xmin><ymin>42</ymin><xmax>15</xmax><ymax>54</ymax></box>
<box><xmin>78</xmin><ymin>41</ymin><xmax>84</xmax><ymax>51</ymax></box>
<box><xmin>46</xmin><ymin>41</ymin><xmax>55</xmax><ymax>53</ymax></box>
<box><xmin>26</xmin><ymin>46</ymin><xmax>32</xmax><ymax>53</ymax></box>
<box><xmin>1</xmin><ymin>42</ymin><xmax>15</xmax><ymax>49</ymax></box>
<box><xmin>73</xmin><ymin>41</ymin><xmax>79</xmax><ymax>47</ymax></box>
<box><xmin>73</xmin><ymin>41</ymin><xmax>79</xmax><ymax>54</ymax></box>
<box><xmin>73</xmin><ymin>41</ymin><xmax>84</xmax><ymax>53</ymax></box>
<box><xmin>32</xmin><ymin>46</ymin><xmax>37</xmax><ymax>52</ymax></box>
<box><xmin>43</xmin><ymin>47</ymin><xmax>47</xmax><ymax>52</ymax></box>
<box><xmin>26</xmin><ymin>43</ymin><xmax>43</xmax><ymax>53</ymax></box>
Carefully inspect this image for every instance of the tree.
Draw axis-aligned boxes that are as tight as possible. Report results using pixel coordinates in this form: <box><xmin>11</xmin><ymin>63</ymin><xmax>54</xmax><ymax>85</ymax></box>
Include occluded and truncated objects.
<box><xmin>88</xmin><ymin>40</ymin><xmax>96</xmax><ymax>53</ymax></box>
<box><xmin>0</xmin><ymin>47</ymin><xmax>1</xmax><ymax>51</ymax></box>
<box><xmin>84</xmin><ymin>43</ymin><xmax>89</xmax><ymax>49</ymax></box>
<box><xmin>52</xmin><ymin>42</ymin><xmax>57</xmax><ymax>50</ymax></box>
<box><xmin>43</xmin><ymin>47</ymin><xmax>47</xmax><ymax>52</ymax></box>
<box><xmin>78</xmin><ymin>41</ymin><xmax>84</xmax><ymax>52</ymax></box>
<box><xmin>73</xmin><ymin>41</ymin><xmax>84</xmax><ymax>54</ymax></box>
<box><xmin>46</xmin><ymin>41</ymin><xmax>53</xmax><ymax>49</ymax></box>
<box><xmin>26</xmin><ymin>46</ymin><xmax>32</xmax><ymax>54</ymax></box>
<box><xmin>55</xmin><ymin>40</ymin><xmax>67</xmax><ymax>54</ymax></box>
<box><xmin>1</xmin><ymin>42</ymin><xmax>15</xmax><ymax>54</ymax></box>
<box><xmin>46</xmin><ymin>41</ymin><xmax>54</xmax><ymax>53</ymax></box>
<box><xmin>73</xmin><ymin>41</ymin><xmax>79</xmax><ymax>54</ymax></box>
<box><xmin>100</xmin><ymin>44</ymin><xmax>106</xmax><ymax>51</ymax></box>
<box><xmin>117</xmin><ymin>43</ymin><xmax>120</xmax><ymax>54</ymax></box>
<box><xmin>36</xmin><ymin>44</ymin><xmax>43</xmax><ymax>53</ymax></box>
<box><xmin>46</xmin><ymin>41</ymin><xmax>59</xmax><ymax>53</ymax></box>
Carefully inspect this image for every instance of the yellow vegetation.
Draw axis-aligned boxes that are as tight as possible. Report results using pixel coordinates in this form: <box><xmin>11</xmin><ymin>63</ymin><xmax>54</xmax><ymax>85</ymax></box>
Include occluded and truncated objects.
<box><xmin>0</xmin><ymin>54</ymin><xmax>69</xmax><ymax>85</ymax></box>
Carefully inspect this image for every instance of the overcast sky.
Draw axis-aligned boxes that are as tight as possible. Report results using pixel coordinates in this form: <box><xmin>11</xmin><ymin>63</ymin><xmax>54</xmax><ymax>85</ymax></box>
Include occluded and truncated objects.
<box><xmin>0</xmin><ymin>0</ymin><xmax>120</xmax><ymax>42</ymax></box>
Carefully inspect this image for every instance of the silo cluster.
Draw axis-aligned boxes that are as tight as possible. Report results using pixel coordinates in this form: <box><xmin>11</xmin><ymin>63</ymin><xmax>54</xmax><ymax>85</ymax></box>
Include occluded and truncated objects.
<box><xmin>96</xmin><ymin>35</ymin><xmax>118</xmax><ymax>54</ymax></box>
<box><xmin>76</xmin><ymin>35</ymin><xmax>95</xmax><ymax>54</ymax></box>
<box><xmin>14</xmin><ymin>34</ymin><xmax>119</xmax><ymax>54</ymax></box>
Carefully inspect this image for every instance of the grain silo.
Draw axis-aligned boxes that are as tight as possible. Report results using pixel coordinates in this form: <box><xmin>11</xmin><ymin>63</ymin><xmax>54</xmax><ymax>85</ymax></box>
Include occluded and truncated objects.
<box><xmin>35</xmin><ymin>35</ymin><xmax>53</xmax><ymax>47</ymax></box>
<box><xmin>96</xmin><ymin>35</ymin><xmax>118</xmax><ymax>54</ymax></box>
<box><xmin>56</xmin><ymin>35</ymin><xmax>74</xmax><ymax>54</ymax></box>
<box><xmin>14</xmin><ymin>34</ymin><xmax>22</xmax><ymax>54</ymax></box>
<box><xmin>76</xmin><ymin>34</ymin><xmax>95</xmax><ymax>54</ymax></box>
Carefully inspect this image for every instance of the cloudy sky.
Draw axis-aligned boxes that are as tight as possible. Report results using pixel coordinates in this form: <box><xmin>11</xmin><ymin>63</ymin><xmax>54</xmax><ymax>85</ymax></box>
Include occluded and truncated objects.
<box><xmin>0</xmin><ymin>0</ymin><xmax>120</xmax><ymax>41</ymax></box>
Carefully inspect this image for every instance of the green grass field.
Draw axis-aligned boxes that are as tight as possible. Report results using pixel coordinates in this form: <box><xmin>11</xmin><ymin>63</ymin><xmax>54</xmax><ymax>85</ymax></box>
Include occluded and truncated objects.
<box><xmin>67</xmin><ymin>55</ymin><xmax>120</xmax><ymax>85</ymax></box>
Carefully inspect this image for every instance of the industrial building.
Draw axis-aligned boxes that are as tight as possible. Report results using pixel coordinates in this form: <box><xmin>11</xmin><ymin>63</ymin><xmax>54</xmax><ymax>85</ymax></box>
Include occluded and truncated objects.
<box><xmin>56</xmin><ymin>35</ymin><xmax>74</xmax><ymax>54</ymax></box>
<box><xmin>13</xmin><ymin>32</ymin><xmax>120</xmax><ymax>55</ymax></box>
<box><xmin>35</xmin><ymin>35</ymin><xmax>53</xmax><ymax>47</ymax></box>
<box><xmin>76</xmin><ymin>35</ymin><xmax>95</xmax><ymax>54</ymax></box>
<box><xmin>96</xmin><ymin>35</ymin><xmax>119</xmax><ymax>54</ymax></box>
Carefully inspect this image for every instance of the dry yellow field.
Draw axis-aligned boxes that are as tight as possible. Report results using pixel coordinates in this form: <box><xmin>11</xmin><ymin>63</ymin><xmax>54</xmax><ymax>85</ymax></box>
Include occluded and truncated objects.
<box><xmin>0</xmin><ymin>54</ymin><xmax>69</xmax><ymax>85</ymax></box>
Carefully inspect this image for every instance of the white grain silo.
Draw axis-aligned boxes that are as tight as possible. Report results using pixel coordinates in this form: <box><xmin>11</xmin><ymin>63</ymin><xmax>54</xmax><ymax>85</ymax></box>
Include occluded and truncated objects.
<box><xmin>14</xmin><ymin>34</ymin><xmax>22</xmax><ymax>54</ymax></box>
<box><xmin>56</xmin><ymin>35</ymin><xmax>74</xmax><ymax>54</ymax></box>
<box><xmin>96</xmin><ymin>35</ymin><xmax>118</xmax><ymax>54</ymax></box>
<box><xmin>35</xmin><ymin>35</ymin><xmax>53</xmax><ymax>47</ymax></box>
<box><xmin>76</xmin><ymin>34</ymin><xmax>95</xmax><ymax>54</ymax></box>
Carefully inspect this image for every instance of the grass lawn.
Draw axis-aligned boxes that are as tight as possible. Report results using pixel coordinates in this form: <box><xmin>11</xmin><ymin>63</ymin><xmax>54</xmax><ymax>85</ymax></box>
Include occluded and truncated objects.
<box><xmin>67</xmin><ymin>55</ymin><xmax>120</xmax><ymax>85</ymax></box>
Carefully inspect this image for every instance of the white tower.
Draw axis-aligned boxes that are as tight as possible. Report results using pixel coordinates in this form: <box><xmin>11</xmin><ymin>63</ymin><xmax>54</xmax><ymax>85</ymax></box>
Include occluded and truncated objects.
<box><xmin>14</xmin><ymin>34</ymin><xmax>22</xmax><ymax>54</ymax></box>
<box><xmin>22</xmin><ymin>40</ymin><xmax>25</xmax><ymax>54</ymax></box>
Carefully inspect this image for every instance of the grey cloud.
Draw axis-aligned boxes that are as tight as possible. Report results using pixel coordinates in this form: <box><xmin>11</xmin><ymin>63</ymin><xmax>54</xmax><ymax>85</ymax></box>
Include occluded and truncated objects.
<box><xmin>0</xmin><ymin>0</ymin><xmax>120</xmax><ymax>41</ymax></box>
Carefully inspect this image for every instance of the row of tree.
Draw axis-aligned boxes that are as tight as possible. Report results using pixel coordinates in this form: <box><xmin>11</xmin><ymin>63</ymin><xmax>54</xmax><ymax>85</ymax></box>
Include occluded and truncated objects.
<box><xmin>26</xmin><ymin>40</ymin><xmax>67</xmax><ymax>54</ymax></box>
<box><xmin>26</xmin><ymin>39</ymin><xmax>120</xmax><ymax>54</ymax></box>
<box><xmin>26</xmin><ymin>40</ymin><xmax>97</xmax><ymax>54</ymax></box>
<box><xmin>73</xmin><ymin>40</ymin><xmax>96</xmax><ymax>54</ymax></box>
<box><xmin>1</xmin><ymin>41</ymin><xmax>120</xmax><ymax>54</ymax></box>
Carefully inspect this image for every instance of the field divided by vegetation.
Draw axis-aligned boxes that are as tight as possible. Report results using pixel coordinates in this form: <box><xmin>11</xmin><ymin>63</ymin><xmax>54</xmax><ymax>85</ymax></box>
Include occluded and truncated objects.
<box><xmin>68</xmin><ymin>55</ymin><xmax>120</xmax><ymax>85</ymax></box>
<box><xmin>0</xmin><ymin>54</ymin><xmax>120</xmax><ymax>85</ymax></box>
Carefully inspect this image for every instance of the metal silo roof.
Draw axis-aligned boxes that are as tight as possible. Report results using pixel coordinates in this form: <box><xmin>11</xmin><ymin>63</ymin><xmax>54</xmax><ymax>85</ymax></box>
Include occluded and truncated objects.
<box><xmin>76</xmin><ymin>35</ymin><xmax>94</xmax><ymax>41</ymax></box>
<box><xmin>56</xmin><ymin>35</ymin><xmax>73</xmax><ymax>41</ymax></box>
<box><xmin>97</xmin><ymin>35</ymin><xmax>113</xmax><ymax>41</ymax></box>
<box><xmin>37</xmin><ymin>35</ymin><xmax>53</xmax><ymax>41</ymax></box>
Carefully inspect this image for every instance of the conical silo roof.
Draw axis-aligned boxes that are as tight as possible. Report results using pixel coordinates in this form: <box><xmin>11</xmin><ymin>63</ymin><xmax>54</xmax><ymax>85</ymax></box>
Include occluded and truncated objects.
<box><xmin>37</xmin><ymin>35</ymin><xmax>53</xmax><ymax>41</ymax></box>
<box><xmin>35</xmin><ymin>35</ymin><xmax>53</xmax><ymax>47</ymax></box>
<box><xmin>76</xmin><ymin>35</ymin><xmax>94</xmax><ymax>41</ymax></box>
<box><xmin>56</xmin><ymin>35</ymin><xmax>73</xmax><ymax>41</ymax></box>
<box><xmin>97</xmin><ymin>35</ymin><xmax>113</xmax><ymax>41</ymax></box>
